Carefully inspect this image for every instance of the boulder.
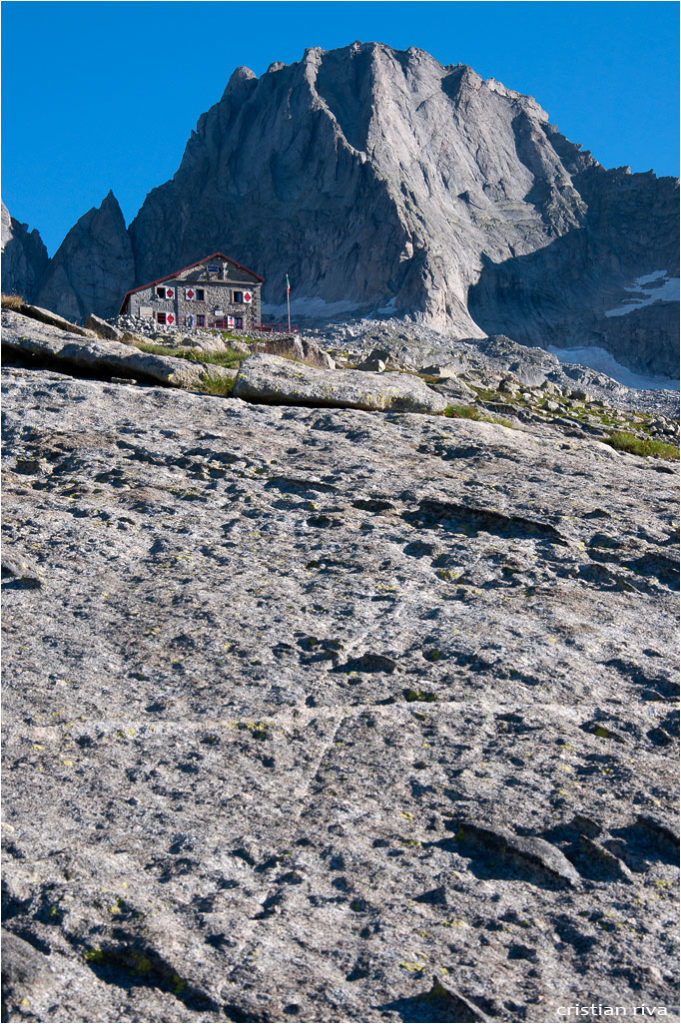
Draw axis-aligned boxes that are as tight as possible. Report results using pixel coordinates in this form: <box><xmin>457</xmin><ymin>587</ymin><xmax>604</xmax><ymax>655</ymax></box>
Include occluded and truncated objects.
<box><xmin>13</xmin><ymin>303</ymin><xmax>93</xmax><ymax>337</ymax></box>
<box><xmin>233</xmin><ymin>353</ymin><xmax>448</xmax><ymax>412</ymax></box>
<box><xmin>2</xmin><ymin>309</ymin><xmax>233</xmax><ymax>390</ymax></box>
<box><xmin>359</xmin><ymin>348</ymin><xmax>392</xmax><ymax>371</ymax></box>
<box><xmin>251</xmin><ymin>334</ymin><xmax>335</xmax><ymax>369</ymax></box>
<box><xmin>85</xmin><ymin>313</ymin><xmax>133</xmax><ymax>343</ymax></box>
<box><xmin>358</xmin><ymin>356</ymin><xmax>386</xmax><ymax>372</ymax></box>
<box><xmin>418</xmin><ymin>363</ymin><xmax>462</xmax><ymax>378</ymax></box>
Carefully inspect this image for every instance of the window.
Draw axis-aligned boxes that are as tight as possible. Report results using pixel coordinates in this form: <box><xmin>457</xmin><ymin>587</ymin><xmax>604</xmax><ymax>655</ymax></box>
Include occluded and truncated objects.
<box><xmin>156</xmin><ymin>286</ymin><xmax>175</xmax><ymax>299</ymax></box>
<box><xmin>156</xmin><ymin>312</ymin><xmax>166</xmax><ymax>325</ymax></box>
<box><xmin>196</xmin><ymin>314</ymin><xmax>205</xmax><ymax>327</ymax></box>
<box><xmin>206</xmin><ymin>264</ymin><xmax>219</xmax><ymax>273</ymax></box>
<box><xmin>233</xmin><ymin>291</ymin><xmax>243</xmax><ymax>304</ymax></box>
<box><xmin>235</xmin><ymin>317</ymin><xmax>243</xmax><ymax>329</ymax></box>
<box><xmin>156</xmin><ymin>287</ymin><xmax>165</xmax><ymax>298</ymax></box>
<box><xmin>196</xmin><ymin>289</ymin><xmax>205</xmax><ymax>301</ymax></box>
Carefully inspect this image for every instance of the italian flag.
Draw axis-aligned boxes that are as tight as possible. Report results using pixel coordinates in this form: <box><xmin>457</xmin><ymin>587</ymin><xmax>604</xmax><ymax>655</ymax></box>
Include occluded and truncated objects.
<box><xmin>286</xmin><ymin>274</ymin><xmax>291</xmax><ymax>296</ymax></box>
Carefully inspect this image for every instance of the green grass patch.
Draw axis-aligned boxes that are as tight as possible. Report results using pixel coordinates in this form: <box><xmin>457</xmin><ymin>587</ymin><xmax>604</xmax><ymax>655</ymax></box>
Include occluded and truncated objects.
<box><xmin>444</xmin><ymin>403</ymin><xmax>482</xmax><ymax>420</ymax></box>
<box><xmin>469</xmin><ymin>385</ymin><xmax>503</xmax><ymax>403</ymax></box>
<box><xmin>443</xmin><ymin>404</ymin><xmax>514</xmax><ymax>428</ymax></box>
<box><xmin>603</xmin><ymin>431</ymin><xmax>679</xmax><ymax>460</ymax></box>
<box><xmin>198</xmin><ymin>373</ymin><xmax>236</xmax><ymax>397</ymax></box>
<box><xmin>566</xmin><ymin>406</ymin><xmax>589</xmax><ymax>422</ymax></box>
<box><xmin>423</xmin><ymin>648</ymin><xmax>441</xmax><ymax>662</ymax></box>
<box><xmin>134</xmin><ymin>340</ymin><xmax>247</xmax><ymax>370</ymax></box>
<box><xmin>198</xmin><ymin>349</ymin><xmax>248</xmax><ymax>369</ymax></box>
<box><xmin>219</xmin><ymin>330</ymin><xmax>258</xmax><ymax>344</ymax></box>
<box><xmin>134</xmin><ymin>341</ymin><xmax>183</xmax><ymax>356</ymax></box>
<box><xmin>404</xmin><ymin>688</ymin><xmax>437</xmax><ymax>703</ymax></box>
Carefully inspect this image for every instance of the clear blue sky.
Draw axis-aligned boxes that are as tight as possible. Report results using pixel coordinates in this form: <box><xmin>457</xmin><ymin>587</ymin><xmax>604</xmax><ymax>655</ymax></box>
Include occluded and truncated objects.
<box><xmin>2</xmin><ymin>1</ymin><xmax>678</xmax><ymax>255</ymax></box>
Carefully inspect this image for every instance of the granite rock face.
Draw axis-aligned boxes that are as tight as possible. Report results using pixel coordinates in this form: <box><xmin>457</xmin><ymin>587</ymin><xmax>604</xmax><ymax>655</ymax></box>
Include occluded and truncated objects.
<box><xmin>129</xmin><ymin>43</ymin><xmax>591</xmax><ymax>335</ymax></box>
<box><xmin>1</xmin><ymin>200</ymin><xmax>49</xmax><ymax>301</ymax></box>
<box><xmin>468</xmin><ymin>167</ymin><xmax>680</xmax><ymax>377</ymax></box>
<box><xmin>125</xmin><ymin>42</ymin><xmax>678</xmax><ymax>374</ymax></box>
<box><xmin>35</xmin><ymin>191</ymin><xmax>135</xmax><ymax>322</ymax></box>
<box><xmin>2</xmin><ymin>349</ymin><xmax>678</xmax><ymax>1022</ymax></box>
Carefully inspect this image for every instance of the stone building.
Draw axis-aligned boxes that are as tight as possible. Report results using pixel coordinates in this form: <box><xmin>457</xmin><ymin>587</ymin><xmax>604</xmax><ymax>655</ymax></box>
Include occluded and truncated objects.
<box><xmin>119</xmin><ymin>252</ymin><xmax>263</xmax><ymax>330</ymax></box>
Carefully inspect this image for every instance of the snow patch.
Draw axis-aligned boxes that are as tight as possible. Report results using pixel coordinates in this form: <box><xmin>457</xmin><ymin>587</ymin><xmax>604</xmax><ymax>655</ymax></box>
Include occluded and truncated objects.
<box><xmin>376</xmin><ymin>297</ymin><xmax>398</xmax><ymax>314</ymax></box>
<box><xmin>548</xmin><ymin>344</ymin><xmax>679</xmax><ymax>392</ymax></box>
<box><xmin>604</xmin><ymin>271</ymin><xmax>680</xmax><ymax>318</ymax></box>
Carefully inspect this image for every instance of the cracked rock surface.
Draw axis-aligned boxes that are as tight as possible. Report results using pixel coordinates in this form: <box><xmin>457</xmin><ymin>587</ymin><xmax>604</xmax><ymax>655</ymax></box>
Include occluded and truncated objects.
<box><xmin>233</xmin><ymin>353</ymin><xmax>448</xmax><ymax>413</ymax></box>
<box><xmin>2</xmin><ymin>365</ymin><xmax>678</xmax><ymax>1023</ymax></box>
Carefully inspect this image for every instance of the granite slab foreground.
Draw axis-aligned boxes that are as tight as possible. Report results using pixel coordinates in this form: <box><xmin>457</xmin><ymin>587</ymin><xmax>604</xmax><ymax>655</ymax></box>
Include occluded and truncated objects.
<box><xmin>2</xmin><ymin>367</ymin><xmax>678</xmax><ymax>1023</ymax></box>
<box><xmin>234</xmin><ymin>352</ymin><xmax>449</xmax><ymax>413</ymax></box>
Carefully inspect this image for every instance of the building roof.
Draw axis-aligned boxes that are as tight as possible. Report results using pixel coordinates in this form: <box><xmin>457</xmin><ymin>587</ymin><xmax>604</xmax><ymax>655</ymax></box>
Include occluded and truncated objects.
<box><xmin>119</xmin><ymin>252</ymin><xmax>264</xmax><ymax>313</ymax></box>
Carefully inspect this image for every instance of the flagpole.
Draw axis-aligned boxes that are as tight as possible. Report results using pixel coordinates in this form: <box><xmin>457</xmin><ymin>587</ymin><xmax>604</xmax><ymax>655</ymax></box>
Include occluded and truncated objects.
<box><xmin>286</xmin><ymin>274</ymin><xmax>291</xmax><ymax>333</ymax></box>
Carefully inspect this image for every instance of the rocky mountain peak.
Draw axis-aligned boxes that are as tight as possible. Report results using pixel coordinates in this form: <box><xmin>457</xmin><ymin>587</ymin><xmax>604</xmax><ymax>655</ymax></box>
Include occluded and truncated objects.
<box><xmin>1</xmin><ymin>200</ymin><xmax>49</xmax><ymax>301</ymax></box>
<box><xmin>129</xmin><ymin>40</ymin><xmax>601</xmax><ymax>333</ymax></box>
<box><xmin>35</xmin><ymin>190</ymin><xmax>134</xmax><ymax>322</ymax></box>
<box><xmin>7</xmin><ymin>42</ymin><xmax>677</xmax><ymax>375</ymax></box>
<box><xmin>222</xmin><ymin>64</ymin><xmax>257</xmax><ymax>100</ymax></box>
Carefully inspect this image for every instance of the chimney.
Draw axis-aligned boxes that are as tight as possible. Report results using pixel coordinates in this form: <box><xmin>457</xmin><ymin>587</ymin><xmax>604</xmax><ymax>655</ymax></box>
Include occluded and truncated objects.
<box><xmin>221</xmin><ymin>261</ymin><xmax>227</xmax><ymax>281</ymax></box>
